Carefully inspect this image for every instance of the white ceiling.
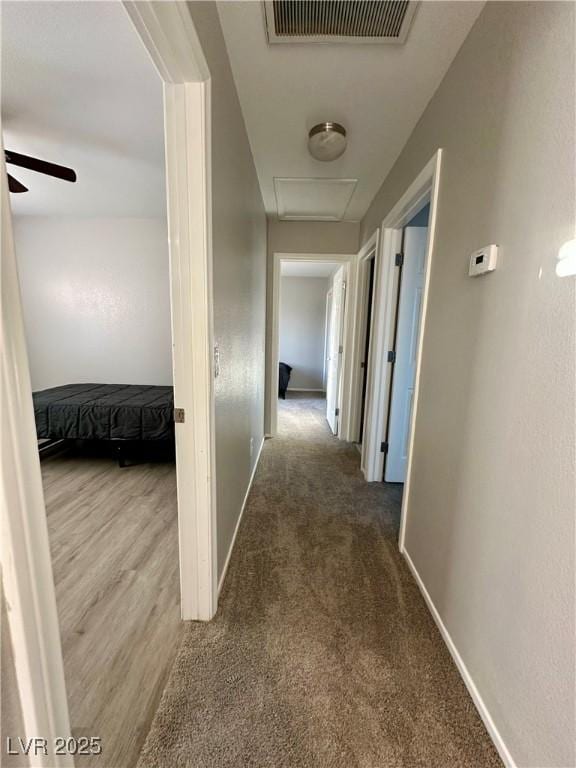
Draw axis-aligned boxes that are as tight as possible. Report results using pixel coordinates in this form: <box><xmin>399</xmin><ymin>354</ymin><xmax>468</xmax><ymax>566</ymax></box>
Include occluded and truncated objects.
<box><xmin>281</xmin><ymin>261</ymin><xmax>340</xmax><ymax>278</ymax></box>
<box><xmin>1</xmin><ymin>1</ymin><xmax>165</xmax><ymax>217</ymax></box>
<box><xmin>218</xmin><ymin>1</ymin><xmax>484</xmax><ymax>222</ymax></box>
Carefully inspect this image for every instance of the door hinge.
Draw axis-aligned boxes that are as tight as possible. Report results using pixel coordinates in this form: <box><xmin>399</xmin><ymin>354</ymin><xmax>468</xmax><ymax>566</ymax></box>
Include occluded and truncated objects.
<box><xmin>335</xmin><ymin>408</ymin><xmax>340</xmax><ymax>416</ymax></box>
<box><xmin>360</xmin><ymin>361</ymin><xmax>365</xmax><ymax>369</ymax></box>
<box><xmin>380</xmin><ymin>441</ymin><xmax>388</xmax><ymax>453</ymax></box>
<box><xmin>387</xmin><ymin>350</ymin><xmax>396</xmax><ymax>363</ymax></box>
<box><xmin>395</xmin><ymin>252</ymin><xmax>404</xmax><ymax>267</ymax></box>
<box><xmin>174</xmin><ymin>408</ymin><xmax>185</xmax><ymax>424</ymax></box>
<box><xmin>338</xmin><ymin>345</ymin><xmax>343</xmax><ymax>354</ymax></box>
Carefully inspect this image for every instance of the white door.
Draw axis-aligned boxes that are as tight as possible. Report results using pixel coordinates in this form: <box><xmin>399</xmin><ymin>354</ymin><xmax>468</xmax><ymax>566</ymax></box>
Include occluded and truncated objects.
<box><xmin>323</xmin><ymin>289</ymin><xmax>332</xmax><ymax>390</ymax></box>
<box><xmin>385</xmin><ymin>227</ymin><xmax>428</xmax><ymax>482</ymax></box>
<box><xmin>326</xmin><ymin>266</ymin><xmax>346</xmax><ymax>434</ymax></box>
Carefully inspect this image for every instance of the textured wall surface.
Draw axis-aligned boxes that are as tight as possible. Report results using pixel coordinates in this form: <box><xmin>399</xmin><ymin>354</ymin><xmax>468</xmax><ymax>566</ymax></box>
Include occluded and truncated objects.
<box><xmin>279</xmin><ymin>276</ymin><xmax>329</xmax><ymax>390</ymax></box>
<box><xmin>15</xmin><ymin>217</ymin><xmax>171</xmax><ymax>390</ymax></box>
<box><xmin>265</xmin><ymin>220</ymin><xmax>360</xmax><ymax>432</ymax></box>
<box><xmin>360</xmin><ymin>3</ymin><xmax>575</xmax><ymax>765</ymax></box>
<box><xmin>187</xmin><ymin>2</ymin><xmax>267</xmax><ymax>578</ymax></box>
<box><xmin>268</xmin><ymin>220</ymin><xmax>360</xmax><ymax>256</ymax></box>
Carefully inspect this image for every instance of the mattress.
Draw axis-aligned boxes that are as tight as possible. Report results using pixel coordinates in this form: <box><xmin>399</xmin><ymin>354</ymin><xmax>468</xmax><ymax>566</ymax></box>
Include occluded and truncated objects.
<box><xmin>33</xmin><ymin>384</ymin><xmax>174</xmax><ymax>441</ymax></box>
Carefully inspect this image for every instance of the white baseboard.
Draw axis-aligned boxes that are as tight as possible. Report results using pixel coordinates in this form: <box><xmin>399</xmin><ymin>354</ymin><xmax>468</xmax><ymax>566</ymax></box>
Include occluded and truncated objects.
<box><xmin>402</xmin><ymin>549</ymin><xmax>516</xmax><ymax>768</ymax></box>
<box><xmin>218</xmin><ymin>436</ymin><xmax>265</xmax><ymax>595</ymax></box>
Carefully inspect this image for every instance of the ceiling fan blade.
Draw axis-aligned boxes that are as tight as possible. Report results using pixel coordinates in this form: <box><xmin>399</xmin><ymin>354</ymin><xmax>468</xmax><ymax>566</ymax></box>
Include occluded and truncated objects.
<box><xmin>5</xmin><ymin>150</ymin><xmax>76</xmax><ymax>183</ymax></box>
<box><xmin>7</xmin><ymin>173</ymin><xmax>28</xmax><ymax>193</ymax></box>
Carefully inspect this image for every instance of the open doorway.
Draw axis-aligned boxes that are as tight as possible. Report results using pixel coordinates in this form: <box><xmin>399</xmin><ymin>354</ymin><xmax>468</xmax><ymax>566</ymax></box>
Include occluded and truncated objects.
<box><xmin>358</xmin><ymin>256</ymin><xmax>376</xmax><ymax>446</ymax></box>
<box><xmin>278</xmin><ymin>259</ymin><xmax>343</xmax><ymax>433</ymax></box>
<box><xmin>270</xmin><ymin>252</ymin><xmax>355</xmax><ymax>439</ymax></box>
<box><xmin>2</xmin><ymin>4</ymin><xmax>178</xmax><ymax>765</ymax></box>
<box><xmin>3</xmin><ymin>2</ymin><xmax>215</xmax><ymax>759</ymax></box>
<box><xmin>353</xmin><ymin>151</ymin><xmax>441</xmax><ymax>551</ymax></box>
<box><xmin>351</xmin><ymin>237</ymin><xmax>379</xmax><ymax>456</ymax></box>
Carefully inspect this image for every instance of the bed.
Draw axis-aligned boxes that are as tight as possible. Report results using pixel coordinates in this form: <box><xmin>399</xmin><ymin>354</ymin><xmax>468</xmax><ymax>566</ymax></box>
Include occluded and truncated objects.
<box><xmin>33</xmin><ymin>383</ymin><xmax>174</xmax><ymax>465</ymax></box>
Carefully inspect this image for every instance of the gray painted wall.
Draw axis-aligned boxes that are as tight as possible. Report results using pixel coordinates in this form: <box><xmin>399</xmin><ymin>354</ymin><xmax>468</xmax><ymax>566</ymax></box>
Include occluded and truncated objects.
<box><xmin>15</xmin><ymin>217</ymin><xmax>171</xmax><ymax>391</ymax></box>
<box><xmin>279</xmin><ymin>276</ymin><xmax>329</xmax><ymax>390</ymax></box>
<box><xmin>268</xmin><ymin>220</ymin><xmax>360</xmax><ymax>255</ymax></box>
<box><xmin>265</xmin><ymin>220</ymin><xmax>360</xmax><ymax>432</ymax></box>
<box><xmin>361</xmin><ymin>3</ymin><xmax>575</xmax><ymax>765</ymax></box>
<box><xmin>187</xmin><ymin>2</ymin><xmax>267</xmax><ymax>579</ymax></box>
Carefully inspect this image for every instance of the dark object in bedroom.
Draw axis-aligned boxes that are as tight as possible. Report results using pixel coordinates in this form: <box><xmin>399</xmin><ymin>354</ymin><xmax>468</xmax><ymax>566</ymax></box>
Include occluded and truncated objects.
<box><xmin>33</xmin><ymin>383</ymin><xmax>175</xmax><ymax>467</ymax></box>
<box><xmin>278</xmin><ymin>362</ymin><xmax>292</xmax><ymax>399</ymax></box>
<box><xmin>38</xmin><ymin>437</ymin><xmax>175</xmax><ymax>468</ymax></box>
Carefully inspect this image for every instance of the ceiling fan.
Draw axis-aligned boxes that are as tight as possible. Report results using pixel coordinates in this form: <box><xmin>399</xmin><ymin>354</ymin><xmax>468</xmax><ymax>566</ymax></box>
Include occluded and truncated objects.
<box><xmin>5</xmin><ymin>149</ymin><xmax>77</xmax><ymax>193</ymax></box>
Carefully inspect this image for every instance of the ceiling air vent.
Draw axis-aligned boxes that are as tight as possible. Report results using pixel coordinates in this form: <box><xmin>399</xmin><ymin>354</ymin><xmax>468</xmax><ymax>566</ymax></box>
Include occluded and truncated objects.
<box><xmin>264</xmin><ymin>1</ymin><xmax>419</xmax><ymax>44</ymax></box>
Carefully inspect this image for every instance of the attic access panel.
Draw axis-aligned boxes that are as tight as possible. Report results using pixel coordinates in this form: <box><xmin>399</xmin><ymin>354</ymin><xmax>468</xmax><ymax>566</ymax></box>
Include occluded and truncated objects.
<box><xmin>264</xmin><ymin>0</ymin><xmax>419</xmax><ymax>44</ymax></box>
<box><xmin>274</xmin><ymin>177</ymin><xmax>358</xmax><ymax>221</ymax></box>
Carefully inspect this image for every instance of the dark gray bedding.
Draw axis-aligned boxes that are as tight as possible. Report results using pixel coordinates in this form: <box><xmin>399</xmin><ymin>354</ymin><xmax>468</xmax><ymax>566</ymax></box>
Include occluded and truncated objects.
<box><xmin>33</xmin><ymin>384</ymin><xmax>174</xmax><ymax>441</ymax></box>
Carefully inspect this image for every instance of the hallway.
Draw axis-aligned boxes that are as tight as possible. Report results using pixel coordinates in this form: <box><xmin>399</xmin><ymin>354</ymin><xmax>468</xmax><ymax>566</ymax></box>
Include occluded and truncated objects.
<box><xmin>138</xmin><ymin>394</ymin><xmax>501</xmax><ymax>767</ymax></box>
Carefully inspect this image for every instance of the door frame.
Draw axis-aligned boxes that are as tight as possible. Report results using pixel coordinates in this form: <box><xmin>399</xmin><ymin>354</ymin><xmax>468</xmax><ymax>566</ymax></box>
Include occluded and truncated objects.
<box><xmin>1</xmin><ymin>142</ymin><xmax>74</xmax><ymax>767</ymax></box>
<box><xmin>325</xmin><ymin>265</ymin><xmax>347</xmax><ymax>435</ymax></box>
<box><xmin>1</xmin><ymin>3</ymin><xmax>216</xmax><ymax>756</ymax></box>
<box><xmin>358</xmin><ymin>150</ymin><xmax>442</xmax><ymax>551</ymax></box>
<box><xmin>125</xmin><ymin>1</ymin><xmax>218</xmax><ymax>622</ymax></box>
<box><xmin>322</xmin><ymin>288</ymin><xmax>332</xmax><ymax>390</ymax></box>
<box><xmin>347</xmin><ymin>228</ymin><xmax>379</xmax><ymax>453</ymax></box>
<box><xmin>268</xmin><ymin>252</ymin><xmax>355</xmax><ymax>437</ymax></box>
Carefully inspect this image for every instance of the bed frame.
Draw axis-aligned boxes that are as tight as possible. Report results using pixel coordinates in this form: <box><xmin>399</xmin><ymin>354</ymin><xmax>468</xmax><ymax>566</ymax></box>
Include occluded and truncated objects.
<box><xmin>33</xmin><ymin>384</ymin><xmax>175</xmax><ymax>467</ymax></box>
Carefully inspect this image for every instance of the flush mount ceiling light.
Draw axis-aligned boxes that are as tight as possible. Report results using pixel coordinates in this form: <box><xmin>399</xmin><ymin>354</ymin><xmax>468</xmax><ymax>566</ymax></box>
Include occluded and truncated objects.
<box><xmin>308</xmin><ymin>122</ymin><xmax>347</xmax><ymax>162</ymax></box>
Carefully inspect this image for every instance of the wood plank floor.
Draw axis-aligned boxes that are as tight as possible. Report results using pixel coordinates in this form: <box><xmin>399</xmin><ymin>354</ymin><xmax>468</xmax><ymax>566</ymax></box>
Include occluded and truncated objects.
<box><xmin>42</xmin><ymin>446</ymin><xmax>183</xmax><ymax>768</ymax></box>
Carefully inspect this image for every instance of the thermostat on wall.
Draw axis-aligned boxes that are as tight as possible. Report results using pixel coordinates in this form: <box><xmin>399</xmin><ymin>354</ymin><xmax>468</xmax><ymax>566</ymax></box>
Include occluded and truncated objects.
<box><xmin>469</xmin><ymin>245</ymin><xmax>498</xmax><ymax>276</ymax></box>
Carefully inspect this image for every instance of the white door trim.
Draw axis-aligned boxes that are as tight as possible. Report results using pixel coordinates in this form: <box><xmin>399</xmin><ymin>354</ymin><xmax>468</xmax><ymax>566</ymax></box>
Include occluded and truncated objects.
<box><xmin>360</xmin><ymin>224</ymin><xmax>403</xmax><ymax>482</ymax></box>
<box><xmin>360</xmin><ymin>151</ymin><xmax>442</xmax><ymax>553</ymax></box>
<box><xmin>1</xmin><ymin>139</ymin><xmax>73</xmax><ymax>767</ymax></box>
<box><xmin>322</xmin><ymin>289</ymin><xmax>332</xmax><ymax>389</ymax></box>
<box><xmin>123</xmin><ymin>1</ymin><xmax>209</xmax><ymax>83</ymax></box>
<box><xmin>325</xmin><ymin>266</ymin><xmax>346</xmax><ymax>435</ymax></box>
<box><xmin>397</xmin><ymin>151</ymin><xmax>442</xmax><ymax>551</ymax></box>
<box><xmin>163</xmin><ymin>81</ymin><xmax>217</xmax><ymax>620</ymax></box>
<box><xmin>125</xmin><ymin>0</ymin><xmax>217</xmax><ymax>621</ymax></box>
<box><xmin>1</xmin><ymin>4</ymin><xmax>216</xmax><ymax>757</ymax></box>
<box><xmin>346</xmin><ymin>229</ymin><xmax>379</xmax><ymax>449</ymax></box>
<box><xmin>269</xmin><ymin>252</ymin><xmax>355</xmax><ymax>438</ymax></box>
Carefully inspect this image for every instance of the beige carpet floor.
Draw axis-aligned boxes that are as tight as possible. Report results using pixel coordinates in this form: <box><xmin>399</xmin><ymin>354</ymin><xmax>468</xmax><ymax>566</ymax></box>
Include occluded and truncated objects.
<box><xmin>137</xmin><ymin>393</ymin><xmax>501</xmax><ymax>768</ymax></box>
